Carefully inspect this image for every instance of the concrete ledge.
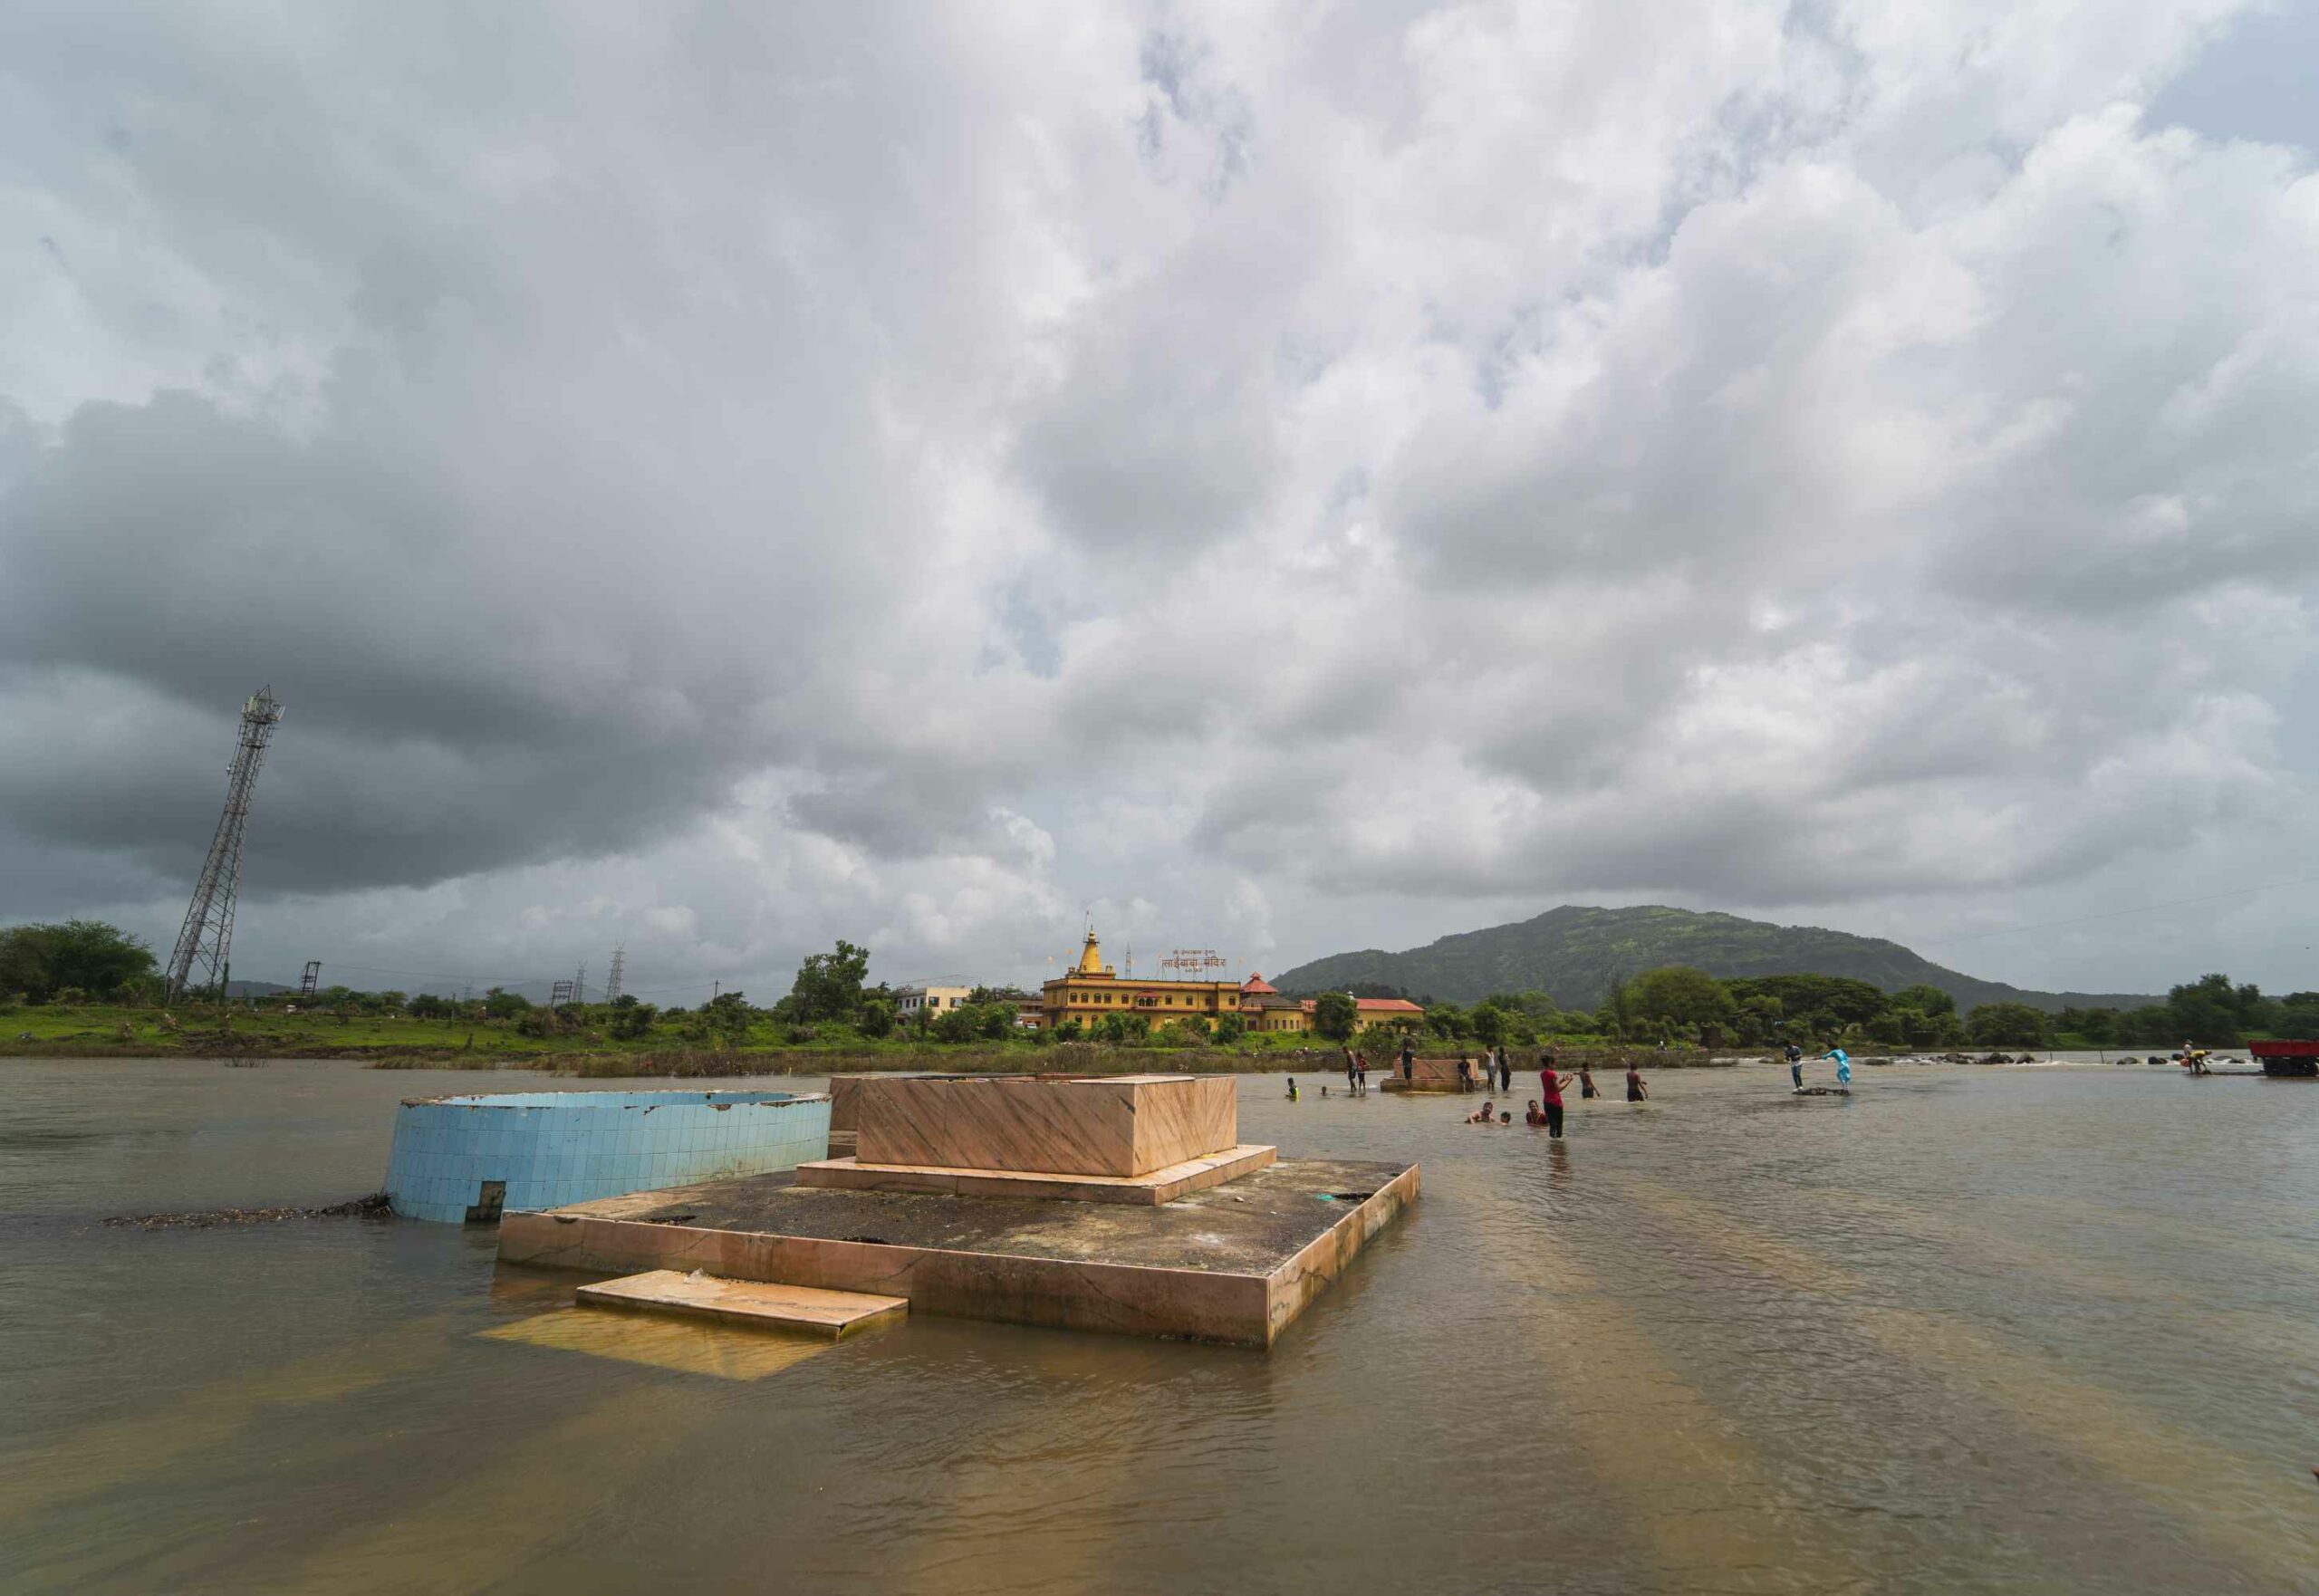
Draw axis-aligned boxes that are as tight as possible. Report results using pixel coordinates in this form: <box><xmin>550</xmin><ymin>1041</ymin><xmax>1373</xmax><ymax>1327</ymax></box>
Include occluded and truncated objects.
<box><xmin>499</xmin><ymin>1156</ymin><xmax>1415</xmax><ymax>1348</ymax></box>
<box><xmin>576</xmin><ymin>1270</ymin><xmax>906</xmax><ymax>1340</ymax></box>
<box><xmin>793</xmin><ymin>1143</ymin><xmax>1276</xmax><ymax>1205</ymax></box>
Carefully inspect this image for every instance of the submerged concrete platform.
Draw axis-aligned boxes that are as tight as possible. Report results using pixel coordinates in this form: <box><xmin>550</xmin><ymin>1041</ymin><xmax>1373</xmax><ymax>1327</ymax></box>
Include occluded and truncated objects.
<box><xmin>1376</xmin><ymin>1057</ymin><xmax>1494</xmax><ymax>1093</ymax></box>
<box><xmin>499</xmin><ymin>1156</ymin><xmax>1417</xmax><ymax>1347</ymax></box>
<box><xmin>794</xmin><ymin>1143</ymin><xmax>1275</xmax><ymax>1206</ymax></box>
<box><xmin>577</xmin><ymin>1270</ymin><xmax>907</xmax><ymax>1339</ymax></box>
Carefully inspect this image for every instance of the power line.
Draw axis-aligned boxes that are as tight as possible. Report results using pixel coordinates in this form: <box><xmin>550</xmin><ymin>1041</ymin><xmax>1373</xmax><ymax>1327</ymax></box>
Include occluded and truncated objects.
<box><xmin>278</xmin><ymin>956</ymin><xmax>746</xmax><ymax>1001</ymax></box>
<box><xmin>1914</xmin><ymin>874</ymin><xmax>2319</xmax><ymax>948</ymax></box>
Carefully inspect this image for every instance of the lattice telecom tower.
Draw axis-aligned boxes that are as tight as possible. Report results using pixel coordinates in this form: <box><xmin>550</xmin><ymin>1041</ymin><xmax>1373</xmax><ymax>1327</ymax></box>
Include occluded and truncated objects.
<box><xmin>299</xmin><ymin>961</ymin><xmax>322</xmax><ymax>999</ymax></box>
<box><xmin>603</xmin><ymin>946</ymin><xmax>625</xmax><ymax>1005</ymax></box>
<box><xmin>164</xmin><ymin>687</ymin><xmax>286</xmax><ymax>1006</ymax></box>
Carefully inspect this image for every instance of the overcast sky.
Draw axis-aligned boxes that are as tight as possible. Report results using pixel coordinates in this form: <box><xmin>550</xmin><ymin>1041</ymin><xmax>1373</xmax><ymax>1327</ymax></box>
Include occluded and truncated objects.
<box><xmin>3</xmin><ymin>2</ymin><xmax>2314</xmax><ymax>1005</ymax></box>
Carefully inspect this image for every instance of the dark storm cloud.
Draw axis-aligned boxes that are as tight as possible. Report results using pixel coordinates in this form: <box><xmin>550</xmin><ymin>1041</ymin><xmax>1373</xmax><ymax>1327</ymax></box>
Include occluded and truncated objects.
<box><xmin>2</xmin><ymin>0</ymin><xmax>2314</xmax><ymax>1002</ymax></box>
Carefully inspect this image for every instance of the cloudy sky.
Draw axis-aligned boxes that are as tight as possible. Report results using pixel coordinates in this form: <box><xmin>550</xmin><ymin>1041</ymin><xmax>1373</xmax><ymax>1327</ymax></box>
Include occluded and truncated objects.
<box><xmin>3</xmin><ymin>1</ymin><xmax>2314</xmax><ymax>1005</ymax></box>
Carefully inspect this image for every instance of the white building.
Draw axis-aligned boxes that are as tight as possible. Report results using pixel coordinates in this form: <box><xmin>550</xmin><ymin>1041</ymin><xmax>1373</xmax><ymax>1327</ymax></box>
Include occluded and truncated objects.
<box><xmin>894</xmin><ymin>985</ymin><xmax>972</xmax><ymax>1019</ymax></box>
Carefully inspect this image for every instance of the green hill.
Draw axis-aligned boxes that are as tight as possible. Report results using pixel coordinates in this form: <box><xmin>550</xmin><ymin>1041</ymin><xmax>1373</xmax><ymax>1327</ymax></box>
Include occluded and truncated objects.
<box><xmin>1270</xmin><ymin>905</ymin><xmax>2160</xmax><ymax>1015</ymax></box>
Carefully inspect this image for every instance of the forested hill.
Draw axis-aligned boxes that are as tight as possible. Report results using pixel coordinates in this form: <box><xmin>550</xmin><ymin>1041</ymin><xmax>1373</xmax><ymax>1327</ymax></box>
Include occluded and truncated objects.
<box><xmin>1270</xmin><ymin>905</ymin><xmax>2161</xmax><ymax>1015</ymax></box>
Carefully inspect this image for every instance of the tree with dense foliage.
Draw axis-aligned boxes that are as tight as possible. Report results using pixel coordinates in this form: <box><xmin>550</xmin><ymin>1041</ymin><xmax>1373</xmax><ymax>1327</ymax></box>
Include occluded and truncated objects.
<box><xmin>2165</xmin><ymin>973</ymin><xmax>2266</xmax><ymax>1043</ymax></box>
<box><xmin>789</xmin><ymin>939</ymin><xmax>871</xmax><ymax>1023</ymax></box>
<box><xmin>482</xmin><ymin>986</ymin><xmax>531</xmax><ymax>1017</ymax></box>
<box><xmin>1470</xmin><ymin>1003</ymin><xmax>1507</xmax><ymax>1048</ymax></box>
<box><xmin>1888</xmin><ymin>984</ymin><xmax>1955</xmax><ymax>1017</ymax></box>
<box><xmin>1724</xmin><ymin>974</ymin><xmax>1890</xmax><ymax>1029</ymax></box>
<box><xmin>0</xmin><ymin>920</ymin><xmax>158</xmax><ymax>1002</ymax></box>
<box><xmin>1967</xmin><ymin>1002</ymin><xmax>2047</xmax><ymax>1047</ymax></box>
<box><xmin>855</xmin><ymin>996</ymin><xmax>894</xmax><ymax>1038</ymax></box>
<box><xmin>1618</xmin><ymin>966</ymin><xmax>1738</xmax><ymax>1033</ymax></box>
<box><xmin>703</xmin><ymin>990</ymin><xmax>755</xmax><ymax>1038</ymax></box>
<box><xmin>1311</xmin><ymin>990</ymin><xmax>1358</xmax><ymax>1041</ymax></box>
<box><xmin>609</xmin><ymin>999</ymin><xmax>657</xmax><ymax>1041</ymax></box>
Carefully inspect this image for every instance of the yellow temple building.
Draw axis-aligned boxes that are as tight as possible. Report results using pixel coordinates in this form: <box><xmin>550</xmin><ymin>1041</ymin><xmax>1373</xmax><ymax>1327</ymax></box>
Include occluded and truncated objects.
<box><xmin>1039</xmin><ymin>931</ymin><xmax>1244</xmax><ymax>1029</ymax></box>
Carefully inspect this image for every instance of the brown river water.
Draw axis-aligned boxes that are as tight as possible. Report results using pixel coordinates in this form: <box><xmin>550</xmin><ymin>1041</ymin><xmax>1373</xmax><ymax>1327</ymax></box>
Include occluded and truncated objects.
<box><xmin>1</xmin><ymin>1057</ymin><xmax>2314</xmax><ymax>1594</ymax></box>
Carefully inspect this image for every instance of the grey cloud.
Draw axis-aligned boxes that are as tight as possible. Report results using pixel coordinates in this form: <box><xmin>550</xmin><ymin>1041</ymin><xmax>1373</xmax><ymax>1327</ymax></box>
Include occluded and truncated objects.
<box><xmin>3</xmin><ymin>0</ymin><xmax>2315</xmax><ymax>1005</ymax></box>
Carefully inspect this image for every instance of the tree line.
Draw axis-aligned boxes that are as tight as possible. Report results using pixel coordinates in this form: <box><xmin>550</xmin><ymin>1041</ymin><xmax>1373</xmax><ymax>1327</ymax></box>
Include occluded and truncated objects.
<box><xmin>5</xmin><ymin>919</ymin><xmax>2309</xmax><ymax>1053</ymax></box>
<box><xmin>1393</xmin><ymin>966</ymin><xmax>2318</xmax><ymax>1050</ymax></box>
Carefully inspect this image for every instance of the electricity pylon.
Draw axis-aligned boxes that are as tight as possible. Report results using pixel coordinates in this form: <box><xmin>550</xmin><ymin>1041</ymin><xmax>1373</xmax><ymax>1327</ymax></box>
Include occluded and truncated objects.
<box><xmin>164</xmin><ymin>687</ymin><xmax>285</xmax><ymax>1005</ymax></box>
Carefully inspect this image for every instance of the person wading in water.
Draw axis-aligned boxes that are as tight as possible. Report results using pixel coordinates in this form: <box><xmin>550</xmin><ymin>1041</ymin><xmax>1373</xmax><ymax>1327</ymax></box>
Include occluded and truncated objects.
<box><xmin>1578</xmin><ymin>1064</ymin><xmax>1598</xmax><ymax>1100</ymax></box>
<box><xmin>1538</xmin><ymin>1057</ymin><xmax>1569</xmax><ymax>1138</ymax></box>
<box><xmin>1625</xmin><ymin>1063</ymin><xmax>1649</xmax><ymax>1102</ymax></box>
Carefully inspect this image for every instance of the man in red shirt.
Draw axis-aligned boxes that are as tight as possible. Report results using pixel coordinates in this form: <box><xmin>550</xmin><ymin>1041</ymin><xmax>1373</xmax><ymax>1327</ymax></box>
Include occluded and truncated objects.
<box><xmin>1538</xmin><ymin>1057</ymin><xmax>1566</xmax><ymax>1139</ymax></box>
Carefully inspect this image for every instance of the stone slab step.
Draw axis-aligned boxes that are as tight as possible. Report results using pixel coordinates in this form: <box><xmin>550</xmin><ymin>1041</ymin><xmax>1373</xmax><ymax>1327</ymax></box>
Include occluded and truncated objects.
<box><xmin>576</xmin><ymin>1270</ymin><xmax>907</xmax><ymax>1339</ymax></box>
<box><xmin>793</xmin><ymin>1143</ymin><xmax>1276</xmax><ymax>1206</ymax></box>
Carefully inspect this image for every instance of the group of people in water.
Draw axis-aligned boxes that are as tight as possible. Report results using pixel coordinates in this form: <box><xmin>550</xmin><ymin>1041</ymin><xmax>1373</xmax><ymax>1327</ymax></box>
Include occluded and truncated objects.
<box><xmin>1499</xmin><ymin>1054</ymin><xmax>1648</xmax><ymax>1138</ymax></box>
<box><xmin>1283</xmin><ymin>1043</ymin><xmax>1647</xmax><ymax>1140</ymax></box>
<box><xmin>1281</xmin><ymin>1032</ymin><xmax>1894</xmax><ymax>1133</ymax></box>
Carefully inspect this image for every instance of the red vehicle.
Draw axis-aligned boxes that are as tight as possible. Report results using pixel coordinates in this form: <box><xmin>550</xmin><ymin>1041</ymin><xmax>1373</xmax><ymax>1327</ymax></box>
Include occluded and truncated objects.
<box><xmin>2247</xmin><ymin>1040</ymin><xmax>2319</xmax><ymax>1079</ymax></box>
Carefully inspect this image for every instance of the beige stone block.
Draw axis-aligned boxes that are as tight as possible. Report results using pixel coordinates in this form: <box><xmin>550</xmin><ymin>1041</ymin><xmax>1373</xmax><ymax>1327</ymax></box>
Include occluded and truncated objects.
<box><xmin>853</xmin><ymin>1073</ymin><xmax>1236</xmax><ymax>1177</ymax></box>
<box><xmin>576</xmin><ymin>1270</ymin><xmax>906</xmax><ymax>1339</ymax></box>
<box><xmin>825</xmin><ymin>1075</ymin><xmax>871</xmax><ymax>1133</ymax></box>
<box><xmin>794</xmin><ymin>1143</ymin><xmax>1276</xmax><ymax>1206</ymax></box>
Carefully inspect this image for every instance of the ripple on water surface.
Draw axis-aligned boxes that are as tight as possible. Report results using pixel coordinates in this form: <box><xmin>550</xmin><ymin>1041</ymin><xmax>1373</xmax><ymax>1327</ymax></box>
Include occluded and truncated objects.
<box><xmin>1</xmin><ymin>1056</ymin><xmax>2314</xmax><ymax>1594</ymax></box>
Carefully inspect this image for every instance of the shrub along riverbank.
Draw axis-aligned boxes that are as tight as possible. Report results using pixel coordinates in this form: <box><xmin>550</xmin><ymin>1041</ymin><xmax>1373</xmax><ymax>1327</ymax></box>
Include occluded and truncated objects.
<box><xmin>2</xmin><ymin>1002</ymin><xmax>1743</xmax><ymax>1075</ymax></box>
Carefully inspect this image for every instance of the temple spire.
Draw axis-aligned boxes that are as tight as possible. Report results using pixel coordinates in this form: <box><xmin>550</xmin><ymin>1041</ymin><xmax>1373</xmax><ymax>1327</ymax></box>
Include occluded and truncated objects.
<box><xmin>1074</xmin><ymin>929</ymin><xmax>1107</xmax><ymax>976</ymax></box>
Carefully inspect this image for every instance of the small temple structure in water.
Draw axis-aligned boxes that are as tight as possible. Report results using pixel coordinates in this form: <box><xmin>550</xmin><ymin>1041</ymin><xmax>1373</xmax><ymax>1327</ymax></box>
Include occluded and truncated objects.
<box><xmin>499</xmin><ymin>1072</ymin><xmax>1417</xmax><ymax>1348</ymax></box>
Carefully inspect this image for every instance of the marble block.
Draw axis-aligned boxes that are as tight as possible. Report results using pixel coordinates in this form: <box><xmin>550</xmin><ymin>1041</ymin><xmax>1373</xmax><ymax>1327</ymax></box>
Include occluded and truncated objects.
<box><xmin>794</xmin><ymin>1143</ymin><xmax>1276</xmax><ymax>1206</ymax></box>
<box><xmin>854</xmin><ymin>1073</ymin><xmax>1236</xmax><ymax>1178</ymax></box>
<box><xmin>576</xmin><ymin>1270</ymin><xmax>906</xmax><ymax>1340</ymax></box>
<box><xmin>826</xmin><ymin>1075</ymin><xmax>870</xmax><ymax>1133</ymax></box>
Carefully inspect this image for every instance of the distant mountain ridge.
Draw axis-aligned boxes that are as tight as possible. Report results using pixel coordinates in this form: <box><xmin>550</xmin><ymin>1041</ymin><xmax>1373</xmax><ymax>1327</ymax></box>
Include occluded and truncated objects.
<box><xmin>1270</xmin><ymin>905</ymin><xmax>2161</xmax><ymax>1015</ymax></box>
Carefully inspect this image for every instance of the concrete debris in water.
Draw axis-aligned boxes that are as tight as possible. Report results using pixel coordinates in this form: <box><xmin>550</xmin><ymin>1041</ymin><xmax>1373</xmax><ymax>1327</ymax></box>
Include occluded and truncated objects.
<box><xmin>102</xmin><ymin>1192</ymin><xmax>391</xmax><ymax>1229</ymax></box>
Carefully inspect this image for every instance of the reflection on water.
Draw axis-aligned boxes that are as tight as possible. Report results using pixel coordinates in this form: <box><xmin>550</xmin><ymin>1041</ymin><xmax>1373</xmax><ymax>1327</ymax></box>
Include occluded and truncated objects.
<box><xmin>1</xmin><ymin>1056</ymin><xmax>2314</xmax><ymax>1593</ymax></box>
<box><xmin>478</xmin><ymin>1299</ymin><xmax>840</xmax><ymax>1380</ymax></box>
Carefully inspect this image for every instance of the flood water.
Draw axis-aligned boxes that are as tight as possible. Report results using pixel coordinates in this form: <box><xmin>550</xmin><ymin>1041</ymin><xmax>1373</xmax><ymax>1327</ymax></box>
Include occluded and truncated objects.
<box><xmin>2</xmin><ymin>1057</ymin><xmax>2314</xmax><ymax>1594</ymax></box>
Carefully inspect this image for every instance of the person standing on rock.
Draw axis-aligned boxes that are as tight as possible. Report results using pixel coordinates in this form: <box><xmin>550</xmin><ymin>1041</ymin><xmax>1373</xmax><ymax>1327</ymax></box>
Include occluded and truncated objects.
<box><xmin>1785</xmin><ymin>1043</ymin><xmax>1804</xmax><ymax>1090</ymax></box>
<box><xmin>1822</xmin><ymin>1045</ymin><xmax>1851</xmax><ymax>1088</ymax></box>
<box><xmin>1400</xmin><ymin>1034</ymin><xmax>1416</xmax><ymax>1082</ymax></box>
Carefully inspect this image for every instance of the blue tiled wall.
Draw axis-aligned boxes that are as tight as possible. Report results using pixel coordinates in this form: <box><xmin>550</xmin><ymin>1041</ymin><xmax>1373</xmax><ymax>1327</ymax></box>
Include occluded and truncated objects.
<box><xmin>384</xmin><ymin>1090</ymin><xmax>831</xmax><ymax>1223</ymax></box>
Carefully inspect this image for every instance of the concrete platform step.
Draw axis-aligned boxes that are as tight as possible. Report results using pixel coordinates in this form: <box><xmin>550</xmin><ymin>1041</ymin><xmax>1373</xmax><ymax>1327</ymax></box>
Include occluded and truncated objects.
<box><xmin>575</xmin><ymin>1270</ymin><xmax>907</xmax><ymax>1339</ymax></box>
<box><xmin>793</xmin><ymin>1143</ymin><xmax>1276</xmax><ymax>1206</ymax></box>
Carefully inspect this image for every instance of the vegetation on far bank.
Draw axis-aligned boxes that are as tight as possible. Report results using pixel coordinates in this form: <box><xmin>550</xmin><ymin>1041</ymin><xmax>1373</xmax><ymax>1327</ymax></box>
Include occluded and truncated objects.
<box><xmin>1271</xmin><ymin>903</ymin><xmax>2170</xmax><ymax>1014</ymax></box>
<box><xmin>4</xmin><ymin>920</ymin><xmax>2307</xmax><ymax>1068</ymax></box>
